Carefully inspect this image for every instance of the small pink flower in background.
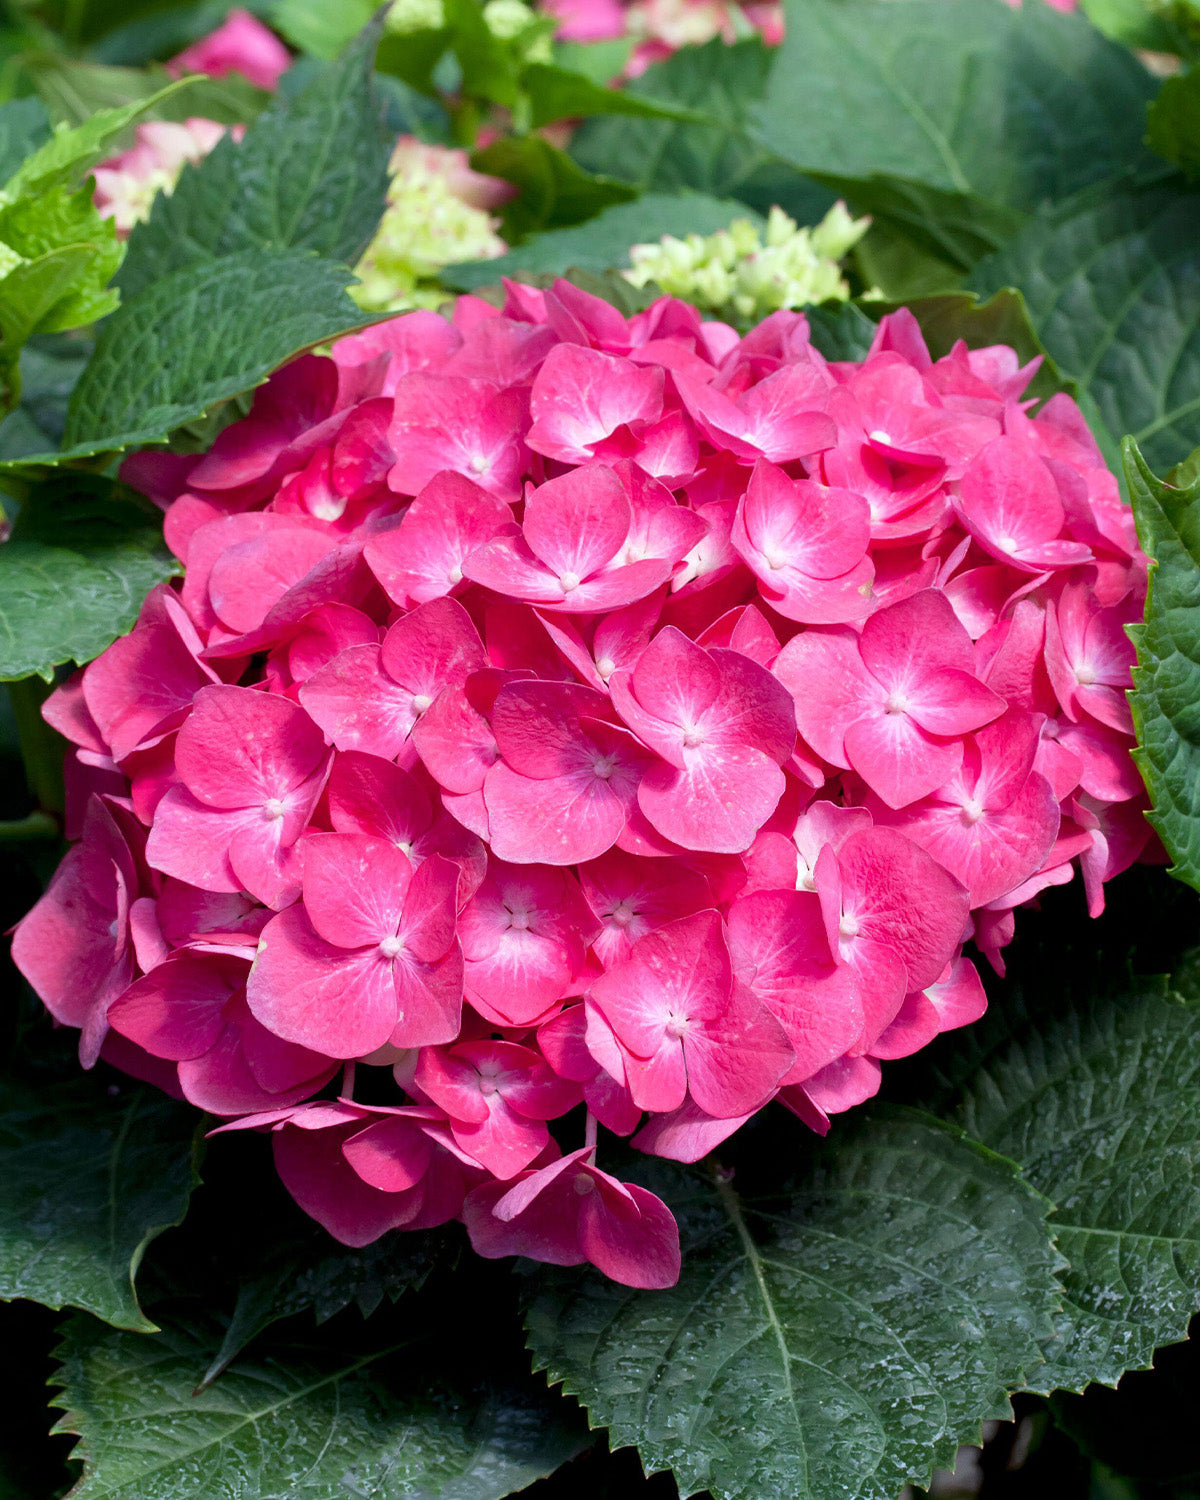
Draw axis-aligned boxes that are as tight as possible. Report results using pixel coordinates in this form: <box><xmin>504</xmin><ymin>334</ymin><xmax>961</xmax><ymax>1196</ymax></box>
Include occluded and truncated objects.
<box><xmin>92</xmin><ymin>119</ymin><xmax>237</xmax><ymax>235</ymax></box>
<box><xmin>14</xmin><ymin>280</ymin><xmax>1152</xmax><ymax>1289</ymax></box>
<box><xmin>167</xmin><ymin>8</ymin><xmax>291</xmax><ymax>89</ymax></box>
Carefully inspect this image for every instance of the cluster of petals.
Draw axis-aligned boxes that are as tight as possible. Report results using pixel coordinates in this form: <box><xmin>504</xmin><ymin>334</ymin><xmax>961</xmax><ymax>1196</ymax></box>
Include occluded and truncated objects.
<box><xmin>15</xmin><ymin>277</ymin><xmax>1150</xmax><ymax>1291</ymax></box>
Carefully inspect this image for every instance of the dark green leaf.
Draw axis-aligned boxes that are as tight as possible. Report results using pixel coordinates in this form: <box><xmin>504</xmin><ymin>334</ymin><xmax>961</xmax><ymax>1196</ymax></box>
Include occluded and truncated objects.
<box><xmin>0</xmin><ymin>1080</ymin><xmax>199</xmax><ymax>1331</ymax></box>
<box><xmin>471</xmin><ymin>136</ymin><xmax>637</xmax><ymax>242</ymax></box>
<box><xmin>201</xmin><ymin>1228</ymin><xmax>452</xmax><ymax>1387</ymax></box>
<box><xmin>918</xmin><ymin>959</ymin><xmax>1200</xmax><ymax>1393</ymax></box>
<box><xmin>63</xmin><ymin>248</ymin><xmax>374</xmax><ymax>455</ymax></box>
<box><xmin>522</xmin><ymin>61</ymin><xmax>701</xmax><ymax>129</ymax></box>
<box><xmin>527</xmin><ymin>1108</ymin><xmax>1060</xmax><ymax>1500</ymax></box>
<box><xmin>445</xmin><ymin>191</ymin><xmax>759</xmax><ymax>288</ymax></box>
<box><xmin>116</xmin><ymin>26</ymin><xmax>391</xmax><ymax>300</ymax></box>
<box><xmin>1125</xmin><ymin>439</ymin><xmax>1200</xmax><ymax>889</ymax></box>
<box><xmin>969</xmin><ymin>183</ymin><xmax>1200</xmax><ymax>471</ymax></box>
<box><xmin>0</xmin><ymin>99</ymin><xmax>52</xmax><ymax>185</ymax></box>
<box><xmin>753</xmin><ymin>0</ymin><xmax>1156</xmax><ymax>219</ymax></box>
<box><xmin>805</xmin><ymin>302</ymin><xmax>878</xmax><ymax>362</ymax></box>
<box><xmin>51</xmin><ymin>1312</ymin><xmax>584</xmax><ymax>1500</ymax></box>
<box><xmin>0</xmin><ymin>477</ymin><xmax>180</xmax><ymax>679</ymax></box>
<box><xmin>1148</xmin><ymin>67</ymin><xmax>1200</xmax><ymax>176</ymax></box>
<box><xmin>0</xmin><ymin>334</ymin><xmax>91</xmax><ymax>461</ymax></box>
<box><xmin>569</xmin><ymin>38</ymin><xmax>832</xmax><ymax>226</ymax></box>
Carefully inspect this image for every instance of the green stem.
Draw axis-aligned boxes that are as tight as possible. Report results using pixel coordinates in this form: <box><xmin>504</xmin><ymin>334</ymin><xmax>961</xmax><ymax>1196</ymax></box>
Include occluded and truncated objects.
<box><xmin>0</xmin><ymin>810</ymin><xmax>58</xmax><ymax>841</ymax></box>
<box><xmin>7</xmin><ymin>676</ymin><xmax>65</xmax><ymax>817</ymax></box>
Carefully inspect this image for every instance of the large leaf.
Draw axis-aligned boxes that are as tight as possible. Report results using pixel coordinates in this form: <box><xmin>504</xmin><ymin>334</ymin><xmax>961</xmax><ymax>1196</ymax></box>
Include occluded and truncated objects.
<box><xmin>917</xmin><ymin>953</ymin><xmax>1200</xmax><ymax>1394</ymax></box>
<box><xmin>0</xmin><ymin>479</ymin><xmax>179</xmax><ymax>680</ymax></box>
<box><xmin>1124</xmin><ymin>439</ymin><xmax>1200</xmax><ymax>889</ymax></box>
<box><xmin>115</xmin><ymin>26</ymin><xmax>391</xmax><ymax>300</ymax></box>
<box><xmin>969</xmin><ymin>183</ymin><xmax>1200</xmax><ymax>471</ymax></box>
<box><xmin>51</xmin><ymin>1312</ymin><xmax>584</xmax><ymax>1500</ymax></box>
<box><xmin>445</xmin><ymin>191</ymin><xmax>762</xmax><ymax>289</ymax></box>
<box><xmin>753</xmin><ymin>0</ymin><xmax>1156</xmax><ymax>224</ymax></box>
<box><xmin>527</xmin><ymin>1108</ymin><xmax>1060</xmax><ymax>1500</ymax></box>
<box><xmin>200</xmin><ymin>1227</ymin><xmax>453</xmax><ymax>1387</ymax></box>
<box><xmin>0</xmin><ymin>1081</ymin><xmax>199</xmax><ymax>1331</ymax></box>
<box><xmin>61</xmin><ymin>248</ymin><xmax>374</xmax><ymax>456</ymax></box>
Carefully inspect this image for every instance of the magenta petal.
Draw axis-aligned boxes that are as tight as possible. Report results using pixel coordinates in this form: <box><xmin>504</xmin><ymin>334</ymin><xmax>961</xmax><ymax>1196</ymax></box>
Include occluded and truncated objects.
<box><xmin>843</xmin><ymin>711</ymin><xmax>962</xmax><ymax>810</ymax></box>
<box><xmin>577</xmin><ymin>1177</ymin><xmax>681</xmax><ymax>1289</ymax></box>
<box><xmin>300</xmin><ymin>644</ymin><xmax>416</xmax><ymax>759</ymax></box>
<box><xmin>246</xmin><ymin>906</ymin><xmax>397</xmax><ymax>1058</ymax></box>
<box><xmin>638</xmin><ymin>748</ymin><xmax>786</xmax><ymax>854</ymax></box>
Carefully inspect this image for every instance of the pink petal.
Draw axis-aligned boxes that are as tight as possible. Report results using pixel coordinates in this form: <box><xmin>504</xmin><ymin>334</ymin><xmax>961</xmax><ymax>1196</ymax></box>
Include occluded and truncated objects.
<box><xmin>247</xmin><ymin>906</ymin><xmax>398</xmax><ymax>1058</ymax></box>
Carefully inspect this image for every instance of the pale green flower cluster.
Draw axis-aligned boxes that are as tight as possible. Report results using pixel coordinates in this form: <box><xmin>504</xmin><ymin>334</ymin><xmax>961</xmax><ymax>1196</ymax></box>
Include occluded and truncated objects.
<box><xmin>352</xmin><ymin>141</ymin><xmax>509</xmax><ymax>314</ymax></box>
<box><xmin>384</xmin><ymin>0</ymin><xmax>446</xmax><ymax>33</ymax></box>
<box><xmin>624</xmin><ymin>203</ymin><xmax>871</xmax><ymax>322</ymax></box>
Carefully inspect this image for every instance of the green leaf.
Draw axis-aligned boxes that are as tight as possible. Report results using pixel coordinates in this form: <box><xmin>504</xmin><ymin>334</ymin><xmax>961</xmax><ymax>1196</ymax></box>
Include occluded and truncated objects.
<box><xmin>969</xmin><ymin>183</ymin><xmax>1200</xmax><ymax>471</ymax></box>
<box><xmin>1081</xmin><ymin>0</ymin><xmax>1185</xmax><ymax>50</ymax></box>
<box><xmin>201</xmin><ymin>1228</ymin><xmax>452</xmax><ymax>1387</ymax></box>
<box><xmin>0</xmin><ymin>477</ymin><xmax>180</xmax><ymax>679</ymax></box>
<box><xmin>445</xmin><ymin>190</ymin><xmax>761</xmax><ymax>288</ymax></box>
<box><xmin>270</xmin><ymin>0</ymin><xmax>375</xmax><ymax>59</ymax></box>
<box><xmin>522</xmin><ymin>61</ymin><xmax>701</xmax><ymax>129</ymax></box>
<box><xmin>3</xmin><ymin>80</ymin><xmax>195</xmax><ymax>199</ymax></box>
<box><xmin>1148</xmin><ymin>68</ymin><xmax>1200</xmax><ymax>176</ymax></box>
<box><xmin>552</xmin><ymin>37</ymin><xmax>636</xmax><ymax>86</ymax></box>
<box><xmin>0</xmin><ymin>99</ymin><xmax>52</xmax><ymax>185</ymax></box>
<box><xmin>805</xmin><ymin>301</ymin><xmax>878</xmax><ymax>362</ymax></box>
<box><xmin>569</xmin><ymin>38</ymin><xmax>834</xmax><ymax>227</ymax></box>
<box><xmin>753</xmin><ymin>0</ymin><xmax>1156</xmax><ymax>221</ymax></box>
<box><xmin>51</xmin><ymin>1312</ymin><xmax>585</xmax><ymax>1500</ymax></box>
<box><xmin>919</xmin><ymin>959</ymin><xmax>1200</xmax><ymax>1393</ymax></box>
<box><xmin>23</xmin><ymin>57</ymin><xmax>271</xmax><ymax>130</ymax></box>
<box><xmin>116</xmin><ymin>26</ymin><xmax>391</xmax><ymax>301</ymax></box>
<box><xmin>1124</xmin><ymin>439</ymin><xmax>1200</xmax><ymax>889</ymax></box>
<box><xmin>0</xmin><ymin>334</ymin><xmax>91</xmax><ymax>461</ymax></box>
<box><xmin>527</xmin><ymin>1108</ymin><xmax>1060</xmax><ymax>1500</ymax></box>
<box><xmin>471</xmin><ymin>135</ymin><xmax>637</xmax><ymax>242</ymax></box>
<box><xmin>0</xmin><ymin>1081</ymin><xmax>199</xmax><ymax>1331</ymax></box>
<box><xmin>62</xmin><ymin>248</ymin><xmax>374</xmax><ymax>456</ymax></box>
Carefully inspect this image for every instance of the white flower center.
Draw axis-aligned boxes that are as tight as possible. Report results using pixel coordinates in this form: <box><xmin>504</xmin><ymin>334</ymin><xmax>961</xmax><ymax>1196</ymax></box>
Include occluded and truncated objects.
<box><xmin>506</xmin><ymin>906</ymin><xmax>532</xmax><ymax>931</ymax></box>
<box><xmin>608</xmin><ymin>900</ymin><xmax>636</xmax><ymax>929</ymax></box>
<box><xmin>665</xmin><ymin>1012</ymin><xmax>690</xmax><ymax>1039</ymax></box>
<box><xmin>412</xmin><ymin>693</ymin><xmax>432</xmax><ymax>713</ymax></box>
<box><xmin>1074</xmin><ymin>664</ymin><xmax>1097</xmax><ymax>686</ymax></box>
<box><xmin>572</xmin><ymin>1173</ymin><xmax>595</xmax><ymax>1196</ymax></box>
<box><xmin>961</xmin><ymin>798</ymin><xmax>985</xmax><ymax>826</ymax></box>
<box><xmin>263</xmin><ymin>798</ymin><xmax>287</xmax><ymax>821</ymax></box>
<box><xmin>559</xmin><ymin>571</ymin><xmax>581</xmax><ymax>593</ymax></box>
<box><xmin>595</xmin><ymin>655</ymin><xmax>616</xmax><ymax>680</ymax></box>
<box><xmin>839</xmin><ymin>913</ymin><xmax>860</xmax><ymax>939</ymax></box>
<box><xmin>469</xmin><ymin>454</ymin><xmax>490</xmax><ymax>474</ymax></box>
<box><xmin>592</xmin><ymin>754</ymin><xmax>616</xmax><ymax>781</ymax></box>
<box><xmin>379</xmin><ymin>935</ymin><xmax>405</xmax><ymax>959</ymax></box>
<box><xmin>681</xmin><ymin>724</ymin><xmax>706</xmax><ymax>748</ymax></box>
<box><xmin>884</xmin><ymin>692</ymin><xmax>910</xmax><ymax>716</ymax></box>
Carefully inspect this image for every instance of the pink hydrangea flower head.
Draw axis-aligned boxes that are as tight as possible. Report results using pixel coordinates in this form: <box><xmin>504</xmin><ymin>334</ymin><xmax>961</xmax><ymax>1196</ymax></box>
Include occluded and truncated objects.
<box><xmin>167</xmin><ymin>9</ymin><xmax>291</xmax><ymax>89</ymax></box>
<box><xmin>14</xmin><ymin>278</ymin><xmax>1150</xmax><ymax>1290</ymax></box>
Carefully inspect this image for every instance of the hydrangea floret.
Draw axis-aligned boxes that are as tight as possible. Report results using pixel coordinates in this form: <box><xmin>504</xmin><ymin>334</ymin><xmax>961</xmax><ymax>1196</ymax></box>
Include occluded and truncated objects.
<box><xmin>624</xmin><ymin>203</ymin><xmax>870</xmax><ymax>322</ymax></box>
<box><xmin>14</xmin><ymin>280</ymin><xmax>1153</xmax><ymax>1291</ymax></box>
<box><xmin>352</xmin><ymin>140</ymin><xmax>515</xmax><ymax>313</ymax></box>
